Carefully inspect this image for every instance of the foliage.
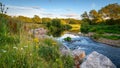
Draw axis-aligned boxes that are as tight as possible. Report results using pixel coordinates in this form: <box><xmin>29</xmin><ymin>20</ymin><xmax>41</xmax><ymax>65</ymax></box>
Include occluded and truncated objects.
<box><xmin>42</xmin><ymin>18</ymin><xmax>51</xmax><ymax>24</ymax></box>
<box><xmin>101</xmin><ymin>35</ymin><xmax>120</xmax><ymax>40</ymax></box>
<box><xmin>46</xmin><ymin>19</ymin><xmax>72</xmax><ymax>37</ymax></box>
<box><xmin>80</xmin><ymin>19</ymin><xmax>90</xmax><ymax>34</ymax></box>
<box><xmin>92</xmin><ymin>33</ymin><xmax>101</xmax><ymax>40</ymax></box>
<box><xmin>32</xmin><ymin>15</ymin><xmax>42</xmax><ymax>24</ymax></box>
<box><xmin>64</xmin><ymin>37</ymin><xmax>72</xmax><ymax>42</ymax></box>
<box><xmin>61</xmin><ymin>55</ymin><xmax>74</xmax><ymax>68</ymax></box>
<box><xmin>38</xmin><ymin>45</ymin><xmax>60</xmax><ymax>61</ymax></box>
<box><xmin>88</xmin><ymin>25</ymin><xmax>120</xmax><ymax>34</ymax></box>
<box><xmin>99</xmin><ymin>3</ymin><xmax>120</xmax><ymax>19</ymax></box>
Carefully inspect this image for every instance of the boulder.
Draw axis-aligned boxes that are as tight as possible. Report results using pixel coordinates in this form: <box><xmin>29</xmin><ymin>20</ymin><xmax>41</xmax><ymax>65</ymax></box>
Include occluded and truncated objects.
<box><xmin>72</xmin><ymin>49</ymin><xmax>86</xmax><ymax>68</ymax></box>
<box><xmin>80</xmin><ymin>51</ymin><xmax>116</xmax><ymax>68</ymax></box>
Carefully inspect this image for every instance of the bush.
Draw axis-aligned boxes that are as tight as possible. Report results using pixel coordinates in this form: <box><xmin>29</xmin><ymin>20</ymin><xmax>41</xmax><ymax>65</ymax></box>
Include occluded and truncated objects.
<box><xmin>92</xmin><ymin>34</ymin><xmax>101</xmax><ymax>40</ymax></box>
<box><xmin>38</xmin><ymin>45</ymin><xmax>60</xmax><ymax>61</ymax></box>
<box><xmin>64</xmin><ymin>37</ymin><xmax>72</xmax><ymax>42</ymax></box>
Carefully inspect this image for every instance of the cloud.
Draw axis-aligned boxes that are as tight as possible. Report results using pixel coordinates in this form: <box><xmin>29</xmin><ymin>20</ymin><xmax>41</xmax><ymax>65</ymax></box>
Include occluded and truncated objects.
<box><xmin>61</xmin><ymin>13</ymin><xmax>78</xmax><ymax>17</ymax></box>
<box><xmin>6</xmin><ymin>5</ymin><xmax>45</xmax><ymax>17</ymax></box>
<box><xmin>6</xmin><ymin>5</ymin><xmax>80</xmax><ymax>19</ymax></box>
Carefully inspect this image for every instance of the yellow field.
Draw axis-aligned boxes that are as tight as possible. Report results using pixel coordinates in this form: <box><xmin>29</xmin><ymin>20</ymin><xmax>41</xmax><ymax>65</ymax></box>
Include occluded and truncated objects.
<box><xmin>69</xmin><ymin>24</ymin><xmax>81</xmax><ymax>32</ymax></box>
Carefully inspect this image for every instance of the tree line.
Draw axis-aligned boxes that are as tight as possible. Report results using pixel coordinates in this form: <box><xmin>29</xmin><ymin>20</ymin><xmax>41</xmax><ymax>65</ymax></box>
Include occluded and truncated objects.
<box><xmin>81</xmin><ymin>3</ymin><xmax>120</xmax><ymax>25</ymax></box>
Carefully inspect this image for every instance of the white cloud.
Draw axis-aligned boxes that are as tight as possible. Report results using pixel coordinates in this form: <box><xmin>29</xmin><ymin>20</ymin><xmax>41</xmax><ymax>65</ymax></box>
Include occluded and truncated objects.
<box><xmin>6</xmin><ymin>5</ymin><xmax>45</xmax><ymax>17</ymax></box>
<box><xmin>6</xmin><ymin>5</ymin><xmax>80</xmax><ymax>19</ymax></box>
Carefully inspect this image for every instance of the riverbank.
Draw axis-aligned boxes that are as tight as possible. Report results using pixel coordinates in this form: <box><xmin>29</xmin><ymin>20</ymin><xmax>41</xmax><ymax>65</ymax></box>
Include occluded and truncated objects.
<box><xmin>93</xmin><ymin>38</ymin><xmax>120</xmax><ymax>47</ymax></box>
<box><xmin>67</xmin><ymin>32</ymin><xmax>120</xmax><ymax>47</ymax></box>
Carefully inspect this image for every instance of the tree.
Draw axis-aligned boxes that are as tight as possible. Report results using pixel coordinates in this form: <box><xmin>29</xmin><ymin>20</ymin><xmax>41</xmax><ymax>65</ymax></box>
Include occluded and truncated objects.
<box><xmin>99</xmin><ymin>3</ymin><xmax>120</xmax><ymax>19</ymax></box>
<box><xmin>81</xmin><ymin>11</ymin><xmax>89</xmax><ymax>19</ymax></box>
<box><xmin>89</xmin><ymin>10</ymin><xmax>102</xmax><ymax>24</ymax></box>
<box><xmin>80</xmin><ymin>19</ymin><xmax>89</xmax><ymax>34</ymax></box>
<box><xmin>17</xmin><ymin>16</ymin><xmax>33</xmax><ymax>23</ymax></box>
<box><xmin>42</xmin><ymin>18</ymin><xmax>51</xmax><ymax>24</ymax></box>
<box><xmin>32</xmin><ymin>15</ymin><xmax>41</xmax><ymax>24</ymax></box>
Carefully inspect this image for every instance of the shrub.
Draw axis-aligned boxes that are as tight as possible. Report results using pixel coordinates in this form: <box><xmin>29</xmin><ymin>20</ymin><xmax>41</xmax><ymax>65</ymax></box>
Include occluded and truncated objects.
<box><xmin>92</xmin><ymin>34</ymin><xmax>101</xmax><ymax>40</ymax></box>
<box><xmin>64</xmin><ymin>37</ymin><xmax>72</xmax><ymax>42</ymax></box>
<box><xmin>38</xmin><ymin>45</ymin><xmax>60</xmax><ymax>61</ymax></box>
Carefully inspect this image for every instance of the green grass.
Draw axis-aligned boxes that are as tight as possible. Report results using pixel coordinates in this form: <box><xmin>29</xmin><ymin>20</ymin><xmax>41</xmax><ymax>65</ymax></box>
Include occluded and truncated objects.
<box><xmin>0</xmin><ymin>16</ymin><xmax>74</xmax><ymax>68</ymax></box>
<box><xmin>88</xmin><ymin>25</ymin><xmax>120</xmax><ymax>34</ymax></box>
<box><xmin>101</xmin><ymin>35</ymin><xmax>120</xmax><ymax>40</ymax></box>
<box><xmin>0</xmin><ymin>30</ymin><xmax>74</xmax><ymax>68</ymax></box>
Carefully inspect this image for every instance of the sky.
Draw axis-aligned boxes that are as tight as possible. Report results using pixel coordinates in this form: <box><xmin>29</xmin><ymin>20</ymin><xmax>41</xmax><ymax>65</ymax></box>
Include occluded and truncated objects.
<box><xmin>0</xmin><ymin>0</ymin><xmax>120</xmax><ymax>19</ymax></box>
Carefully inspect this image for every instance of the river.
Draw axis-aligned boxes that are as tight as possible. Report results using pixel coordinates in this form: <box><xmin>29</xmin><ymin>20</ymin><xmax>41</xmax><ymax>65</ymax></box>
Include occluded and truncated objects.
<box><xmin>57</xmin><ymin>34</ymin><xmax>120</xmax><ymax>68</ymax></box>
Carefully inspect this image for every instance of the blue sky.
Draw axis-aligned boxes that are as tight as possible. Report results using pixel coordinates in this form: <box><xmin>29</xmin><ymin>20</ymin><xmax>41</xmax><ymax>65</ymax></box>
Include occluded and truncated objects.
<box><xmin>0</xmin><ymin>0</ymin><xmax>120</xmax><ymax>19</ymax></box>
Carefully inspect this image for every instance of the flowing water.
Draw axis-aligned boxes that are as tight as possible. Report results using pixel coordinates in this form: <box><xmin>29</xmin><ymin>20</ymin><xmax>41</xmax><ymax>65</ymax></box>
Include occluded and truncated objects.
<box><xmin>57</xmin><ymin>34</ymin><xmax>120</xmax><ymax>68</ymax></box>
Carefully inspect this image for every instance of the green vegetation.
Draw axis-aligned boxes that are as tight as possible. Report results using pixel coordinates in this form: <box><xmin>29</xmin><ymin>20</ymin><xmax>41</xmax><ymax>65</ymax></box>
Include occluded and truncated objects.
<box><xmin>88</xmin><ymin>25</ymin><xmax>120</xmax><ymax>34</ymax></box>
<box><xmin>80</xmin><ymin>19</ymin><xmax>90</xmax><ymax>34</ymax></box>
<box><xmin>69</xmin><ymin>24</ymin><xmax>80</xmax><ymax>32</ymax></box>
<box><xmin>80</xmin><ymin>3</ymin><xmax>120</xmax><ymax>41</ymax></box>
<box><xmin>0</xmin><ymin>2</ymin><xmax>74</xmax><ymax>68</ymax></box>
<box><xmin>46</xmin><ymin>19</ymin><xmax>72</xmax><ymax>37</ymax></box>
<box><xmin>101</xmin><ymin>35</ymin><xmax>120</xmax><ymax>40</ymax></box>
<box><xmin>64</xmin><ymin>37</ymin><xmax>72</xmax><ymax>42</ymax></box>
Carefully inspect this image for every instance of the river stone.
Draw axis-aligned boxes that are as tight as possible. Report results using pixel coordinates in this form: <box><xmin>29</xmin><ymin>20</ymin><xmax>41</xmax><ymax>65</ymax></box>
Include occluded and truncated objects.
<box><xmin>80</xmin><ymin>51</ymin><xmax>116</xmax><ymax>68</ymax></box>
<box><xmin>72</xmin><ymin>49</ymin><xmax>86</xmax><ymax>68</ymax></box>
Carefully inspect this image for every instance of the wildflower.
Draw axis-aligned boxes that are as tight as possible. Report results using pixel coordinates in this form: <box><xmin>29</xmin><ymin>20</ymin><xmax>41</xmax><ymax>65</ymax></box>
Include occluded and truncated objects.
<box><xmin>2</xmin><ymin>50</ymin><xmax>7</xmax><ymax>53</ymax></box>
<box><xmin>36</xmin><ymin>45</ymin><xmax>39</xmax><ymax>48</ymax></box>
<box><xmin>24</xmin><ymin>46</ymin><xmax>28</xmax><ymax>48</ymax></box>
<box><xmin>21</xmin><ymin>48</ymin><xmax>23</xmax><ymax>50</ymax></box>
<box><xmin>13</xmin><ymin>46</ymin><xmax>18</xmax><ymax>50</ymax></box>
<box><xmin>52</xmin><ymin>42</ymin><xmax>57</xmax><ymax>46</ymax></box>
<box><xmin>33</xmin><ymin>38</ymin><xmax>39</xmax><ymax>43</ymax></box>
<box><xmin>12</xmin><ymin>60</ymin><xmax>15</xmax><ymax>63</ymax></box>
<box><xmin>23</xmin><ymin>64</ymin><xmax>25</xmax><ymax>66</ymax></box>
<box><xmin>30</xmin><ymin>53</ymin><xmax>32</xmax><ymax>56</ymax></box>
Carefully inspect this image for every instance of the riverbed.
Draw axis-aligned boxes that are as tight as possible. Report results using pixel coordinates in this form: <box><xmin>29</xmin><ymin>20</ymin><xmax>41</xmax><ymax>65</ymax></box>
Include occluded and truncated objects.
<box><xmin>57</xmin><ymin>34</ymin><xmax>120</xmax><ymax>68</ymax></box>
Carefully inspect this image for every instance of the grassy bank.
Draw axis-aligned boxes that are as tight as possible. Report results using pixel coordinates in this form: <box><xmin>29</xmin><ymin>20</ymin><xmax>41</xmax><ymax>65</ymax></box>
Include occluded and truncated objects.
<box><xmin>0</xmin><ymin>32</ymin><xmax>74</xmax><ymax>68</ymax></box>
<box><xmin>88</xmin><ymin>25</ymin><xmax>120</xmax><ymax>34</ymax></box>
<box><xmin>0</xmin><ymin>16</ymin><xmax>74</xmax><ymax>68</ymax></box>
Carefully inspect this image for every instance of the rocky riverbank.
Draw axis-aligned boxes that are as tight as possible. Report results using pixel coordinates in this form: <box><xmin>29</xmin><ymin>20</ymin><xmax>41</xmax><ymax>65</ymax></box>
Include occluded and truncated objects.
<box><xmin>60</xmin><ymin>46</ymin><xmax>116</xmax><ymax>68</ymax></box>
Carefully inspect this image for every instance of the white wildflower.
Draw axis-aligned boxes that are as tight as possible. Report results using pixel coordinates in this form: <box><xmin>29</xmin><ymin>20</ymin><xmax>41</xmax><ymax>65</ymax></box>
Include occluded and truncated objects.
<box><xmin>3</xmin><ymin>50</ymin><xmax>7</xmax><ymax>53</ymax></box>
<box><xmin>24</xmin><ymin>46</ymin><xmax>28</xmax><ymax>48</ymax></box>
<box><xmin>21</xmin><ymin>48</ymin><xmax>23</xmax><ymax>50</ymax></box>
<box><xmin>12</xmin><ymin>60</ymin><xmax>15</xmax><ymax>63</ymax></box>
<box><xmin>30</xmin><ymin>53</ymin><xmax>32</xmax><ymax>56</ymax></box>
<box><xmin>13</xmin><ymin>46</ymin><xmax>18</xmax><ymax>50</ymax></box>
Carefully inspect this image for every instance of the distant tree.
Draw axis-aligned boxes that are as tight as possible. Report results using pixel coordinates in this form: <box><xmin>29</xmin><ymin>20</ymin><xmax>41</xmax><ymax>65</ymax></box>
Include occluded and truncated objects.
<box><xmin>17</xmin><ymin>16</ymin><xmax>33</xmax><ymax>23</ymax></box>
<box><xmin>32</xmin><ymin>15</ymin><xmax>41</xmax><ymax>24</ymax></box>
<box><xmin>42</xmin><ymin>18</ymin><xmax>51</xmax><ymax>24</ymax></box>
<box><xmin>60</xmin><ymin>19</ymin><xmax>67</xmax><ymax>25</ymax></box>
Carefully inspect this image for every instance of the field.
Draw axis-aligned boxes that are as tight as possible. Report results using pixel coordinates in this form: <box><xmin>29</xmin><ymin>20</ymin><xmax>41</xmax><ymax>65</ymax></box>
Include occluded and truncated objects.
<box><xmin>69</xmin><ymin>24</ymin><xmax>80</xmax><ymax>32</ymax></box>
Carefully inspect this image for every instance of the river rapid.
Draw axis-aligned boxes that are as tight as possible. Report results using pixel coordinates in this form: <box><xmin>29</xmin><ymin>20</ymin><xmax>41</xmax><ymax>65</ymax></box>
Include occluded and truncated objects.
<box><xmin>57</xmin><ymin>34</ymin><xmax>120</xmax><ymax>68</ymax></box>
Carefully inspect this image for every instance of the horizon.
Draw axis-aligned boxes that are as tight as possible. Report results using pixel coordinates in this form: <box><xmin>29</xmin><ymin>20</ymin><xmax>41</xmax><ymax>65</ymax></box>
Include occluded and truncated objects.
<box><xmin>0</xmin><ymin>0</ymin><xmax>120</xmax><ymax>19</ymax></box>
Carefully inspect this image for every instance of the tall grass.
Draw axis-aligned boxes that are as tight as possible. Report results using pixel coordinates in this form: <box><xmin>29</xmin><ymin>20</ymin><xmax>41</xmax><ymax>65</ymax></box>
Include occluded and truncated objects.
<box><xmin>0</xmin><ymin>16</ymin><xmax>74</xmax><ymax>68</ymax></box>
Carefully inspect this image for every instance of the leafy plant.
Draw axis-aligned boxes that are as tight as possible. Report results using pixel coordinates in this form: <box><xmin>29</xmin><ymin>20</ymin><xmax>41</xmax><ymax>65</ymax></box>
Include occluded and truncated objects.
<box><xmin>64</xmin><ymin>37</ymin><xmax>72</xmax><ymax>42</ymax></box>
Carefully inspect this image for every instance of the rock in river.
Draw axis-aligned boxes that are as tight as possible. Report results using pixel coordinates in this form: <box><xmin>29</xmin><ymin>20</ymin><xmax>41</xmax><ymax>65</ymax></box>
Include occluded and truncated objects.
<box><xmin>80</xmin><ymin>51</ymin><xmax>116</xmax><ymax>68</ymax></box>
